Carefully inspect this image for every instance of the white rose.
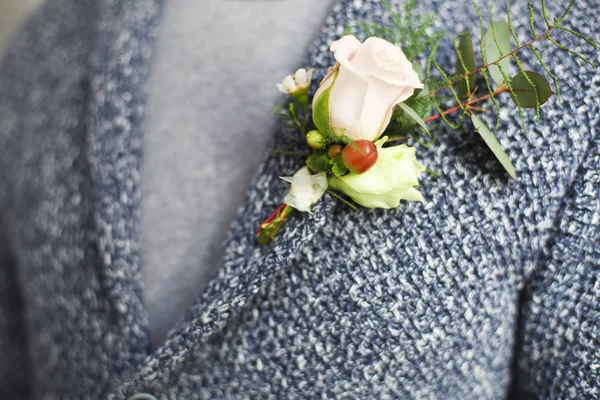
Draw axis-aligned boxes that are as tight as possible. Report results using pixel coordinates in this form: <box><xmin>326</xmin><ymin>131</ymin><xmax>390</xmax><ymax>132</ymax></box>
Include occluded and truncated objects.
<box><xmin>312</xmin><ymin>36</ymin><xmax>423</xmax><ymax>141</ymax></box>
<box><xmin>328</xmin><ymin>145</ymin><xmax>425</xmax><ymax>208</ymax></box>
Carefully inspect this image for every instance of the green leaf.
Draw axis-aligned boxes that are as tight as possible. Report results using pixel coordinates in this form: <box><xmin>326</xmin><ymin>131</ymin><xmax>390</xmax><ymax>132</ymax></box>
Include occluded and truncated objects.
<box><xmin>409</xmin><ymin>94</ymin><xmax>432</xmax><ymax>117</ymax></box>
<box><xmin>483</xmin><ymin>19</ymin><xmax>511</xmax><ymax>85</ymax></box>
<box><xmin>306</xmin><ymin>150</ymin><xmax>331</xmax><ymax>173</ymax></box>
<box><xmin>412</xmin><ymin>61</ymin><xmax>426</xmax><ymax>82</ymax></box>
<box><xmin>312</xmin><ymin>73</ymin><xmax>338</xmax><ymax>136</ymax></box>
<box><xmin>455</xmin><ymin>32</ymin><xmax>477</xmax><ymax>98</ymax></box>
<box><xmin>288</xmin><ymin>102</ymin><xmax>297</xmax><ymax>119</ymax></box>
<box><xmin>397</xmin><ymin>103</ymin><xmax>430</xmax><ymax>137</ymax></box>
<box><xmin>547</xmin><ymin>35</ymin><xmax>596</xmax><ymax>68</ymax></box>
<box><xmin>555</xmin><ymin>26</ymin><xmax>600</xmax><ymax>51</ymax></box>
<box><xmin>473</xmin><ymin>1</ymin><xmax>502</xmax><ymax>127</ymax></box>
<box><xmin>330</xmin><ymin>155</ymin><xmax>349</xmax><ymax>177</ymax></box>
<box><xmin>387</xmin><ymin>92</ymin><xmax>432</xmax><ymax>136</ymax></box>
<box><xmin>406</xmin><ymin>62</ymin><xmax>427</xmax><ymax>100</ymax></box>
<box><xmin>557</xmin><ymin>0</ymin><xmax>576</xmax><ymax>23</ymax></box>
<box><xmin>256</xmin><ymin>205</ymin><xmax>294</xmax><ymax>245</ymax></box>
<box><xmin>509</xmin><ymin>71</ymin><xmax>553</xmax><ymax>108</ymax></box>
<box><xmin>470</xmin><ymin>114</ymin><xmax>516</xmax><ymax>179</ymax></box>
<box><xmin>328</xmin><ymin>135</ymin><xmax>354</xmax><ymax>146</ymax></box>
<box><xmin>541</xmin><ymin>0</ymin><xmax>551</xmax><ymax>28</ymax></box>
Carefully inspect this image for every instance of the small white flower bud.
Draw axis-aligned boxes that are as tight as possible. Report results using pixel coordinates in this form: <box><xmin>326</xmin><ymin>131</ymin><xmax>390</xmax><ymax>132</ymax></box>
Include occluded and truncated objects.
<box><xmin>282</xmin><ymin>75</ymin><xmax>297</xmax><ymax>93</ymax></box>
<box><xmin>276</xmin><ymin>68</ymin><xmax>315</xmax><ymax>98</ymax></box>
<box><xmin>294</xmin><ymin>68</ymin><xmax>307</xmax><ymax>86</ymax></box>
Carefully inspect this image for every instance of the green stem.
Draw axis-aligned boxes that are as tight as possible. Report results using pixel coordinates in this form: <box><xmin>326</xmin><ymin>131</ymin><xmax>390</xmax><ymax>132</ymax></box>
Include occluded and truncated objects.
<box><xmin>257</xmin><ymin>204</ymin><xmax>294</xmax><ymax>245</ymax></box>
<box><xmin>326</xmin><ymin>190</ymin><xmax>358</xmax><ymax>210</ymax></box>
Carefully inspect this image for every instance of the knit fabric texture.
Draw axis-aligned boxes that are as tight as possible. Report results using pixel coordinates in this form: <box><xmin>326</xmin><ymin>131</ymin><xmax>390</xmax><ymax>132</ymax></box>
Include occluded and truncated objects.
<box><xmin>140</xmin><ymin>0</ymin><xmax>335</xmax><ymax>348</ymax></box>
<box><xmin>0</xmin><ymin>0</ymin><xmax>598</xmax><ymax>399</ymax></box>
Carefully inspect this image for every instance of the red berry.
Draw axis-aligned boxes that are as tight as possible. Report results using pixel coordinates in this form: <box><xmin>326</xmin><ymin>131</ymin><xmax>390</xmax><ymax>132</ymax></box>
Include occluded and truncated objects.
<box><xmin>341</xmin><ymin>140</ymin><xmax>378</xmax><ymax>174</ymax></box>
<box><xmin>327</xmin><ymin>144</ymin><xmax>343</xmax><ymax>159</ymax></box>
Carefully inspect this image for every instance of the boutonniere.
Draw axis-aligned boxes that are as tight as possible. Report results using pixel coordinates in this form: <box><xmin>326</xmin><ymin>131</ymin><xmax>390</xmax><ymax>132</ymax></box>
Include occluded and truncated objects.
<box><xmin>258</xmin><ymin>0</ymin><xmax>597</xmax><ymax>245</ymax></box>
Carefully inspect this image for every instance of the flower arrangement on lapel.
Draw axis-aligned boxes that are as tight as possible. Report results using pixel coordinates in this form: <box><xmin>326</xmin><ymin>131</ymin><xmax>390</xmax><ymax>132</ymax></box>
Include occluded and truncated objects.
<box><xmin>257</xmin><ymin>0</ymin><xmax>598</xmax><ymax>245</ymax></box>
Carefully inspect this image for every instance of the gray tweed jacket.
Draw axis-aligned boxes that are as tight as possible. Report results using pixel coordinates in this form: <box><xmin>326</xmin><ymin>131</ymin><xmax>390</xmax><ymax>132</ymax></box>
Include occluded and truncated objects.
<box><xmin>0</xmin><ymin>0</ymin><xmax>598</xmax><ymax>398</ymax></box>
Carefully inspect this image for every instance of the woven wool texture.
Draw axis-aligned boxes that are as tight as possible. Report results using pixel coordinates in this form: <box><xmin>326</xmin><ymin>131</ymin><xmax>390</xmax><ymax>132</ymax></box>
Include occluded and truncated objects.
<box><xmin>0</xmin><ymin>0</ymin><xmax>161</xmax><ymax>398</ymax></box>
<box><xmin>0</xmin><ymin>0</ymin><xmax>599</xmax><ymax>398</ymax></box>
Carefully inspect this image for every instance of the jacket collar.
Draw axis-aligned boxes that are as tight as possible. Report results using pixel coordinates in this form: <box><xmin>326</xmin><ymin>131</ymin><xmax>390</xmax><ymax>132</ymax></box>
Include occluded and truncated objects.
<box><xmin>86</xmin><ymin>0</ymin><xmax>163</xmax><ymax>354</ymax></box>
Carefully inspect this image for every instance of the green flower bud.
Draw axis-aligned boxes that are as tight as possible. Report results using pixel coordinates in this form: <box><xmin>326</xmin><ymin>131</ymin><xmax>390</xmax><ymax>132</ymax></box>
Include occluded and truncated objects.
<box><xmin>306</xmin><ymin>130</ymin><xmax>326</xmax><ymax>149</ymax></box>
<box><xmin>306</xmin><ymin>150</ymin><xmax>330</xmax><ymax>172</ymax></box>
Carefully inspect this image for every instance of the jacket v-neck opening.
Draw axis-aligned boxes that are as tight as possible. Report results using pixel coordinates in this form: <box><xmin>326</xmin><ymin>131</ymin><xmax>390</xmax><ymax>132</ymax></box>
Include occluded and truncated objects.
<box><xmin>87</xmin><ymin>0</ymin><xmax>344</xmax><ymax>389</ymax></box>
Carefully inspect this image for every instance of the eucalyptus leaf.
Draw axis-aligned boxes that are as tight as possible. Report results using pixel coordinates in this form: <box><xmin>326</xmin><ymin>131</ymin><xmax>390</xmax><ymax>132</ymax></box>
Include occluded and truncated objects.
<box><xmin>509</xmin><ymin>71</ymin><xmax>553</xmax><ymax>108</ymax></box>
<box><xmin>483</xmin><ymin>20</ymin><xmax>512</xmax><ymax>86</ymax></box>
<box><xmin>455</xmin><ymin>32</ymin><xmax>477</xmax><ymax>98</ymax></box>
<box><xmin>397</xmin><ymin>103</ymin><xmax>430</xmax><ymax>137</ymax></box>
<box><xmin>312</xmin><ymin>73</ymin><xmax>338</xmax><ymax>136</ymax></box>
<box><xmin>470</xmin><ymin>114</ymin><xmax>516</xmax><ymax>179</ymax></box>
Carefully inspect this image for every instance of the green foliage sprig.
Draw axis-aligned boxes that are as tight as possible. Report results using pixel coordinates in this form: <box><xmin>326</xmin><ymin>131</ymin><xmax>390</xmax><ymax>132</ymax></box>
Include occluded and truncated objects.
<box><xmin>277</xmin><ymin>0</ymin><xmax>597</xmax><ymax>179</ymax></box>
<box><xmin>358</xmin><ymin>0</ymin><xmax>443</xmax><ymax>60</ymax></box>
<box><xmin>356</xmin><ymin>0</ymin><xmax>598</xmax><ymax>178</ymax></box>
<box><xmin>272</xmin><ymin>98</ymin><xmax>310</xmax><ymax>135</ymax></box>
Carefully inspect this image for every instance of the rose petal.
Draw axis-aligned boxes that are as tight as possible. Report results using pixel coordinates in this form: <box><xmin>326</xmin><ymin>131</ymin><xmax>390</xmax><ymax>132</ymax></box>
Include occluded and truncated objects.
<box><xmin>331</xmin><ymin>35</ymin><xmax>362</xmax><ymax>61</ymax></box>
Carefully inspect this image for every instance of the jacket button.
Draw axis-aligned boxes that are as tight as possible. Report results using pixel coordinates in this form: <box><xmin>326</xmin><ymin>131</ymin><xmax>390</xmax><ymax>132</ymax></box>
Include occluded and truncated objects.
<box><xmin>128</xmin><ymin>394</ymin><xmax>158</xmax><ymax>400</ymax></box>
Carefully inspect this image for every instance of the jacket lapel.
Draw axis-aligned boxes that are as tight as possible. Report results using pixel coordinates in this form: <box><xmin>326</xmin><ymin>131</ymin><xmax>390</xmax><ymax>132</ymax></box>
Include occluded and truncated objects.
<box><xmin>88</xmin><ymin>0</ymin><xmax>337</xmax><ymax>344</ymax></box>
<box><xmin>112</xmin><ymin>133</ymin><xmax>338</xmax><ymax>392</ymax></box>
<box><xmin>110</xmin><ymin>0</ymin><xmax>354</xmax><ymax>394</ymax></box>
<box><xmin>86</xmin><ymin>0</ymin><xmax>341</xmax><ymax>391</ymax></box>
<box><xmin>87</xmin><ymin>0</ymin><xmax>337</xmax><ymax>353</ymax></box>
<box><xmin>86</xmin><ymin>0</ymin><xmax>163</xmax><ymax>359</ymax></box>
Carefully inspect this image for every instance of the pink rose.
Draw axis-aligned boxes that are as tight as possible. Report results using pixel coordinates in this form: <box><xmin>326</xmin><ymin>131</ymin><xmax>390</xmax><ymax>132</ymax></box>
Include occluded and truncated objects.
<box><xmin>313</xmin><ymin>36</ymin><xmax>423</xmax><ymax>141</ymax></box>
